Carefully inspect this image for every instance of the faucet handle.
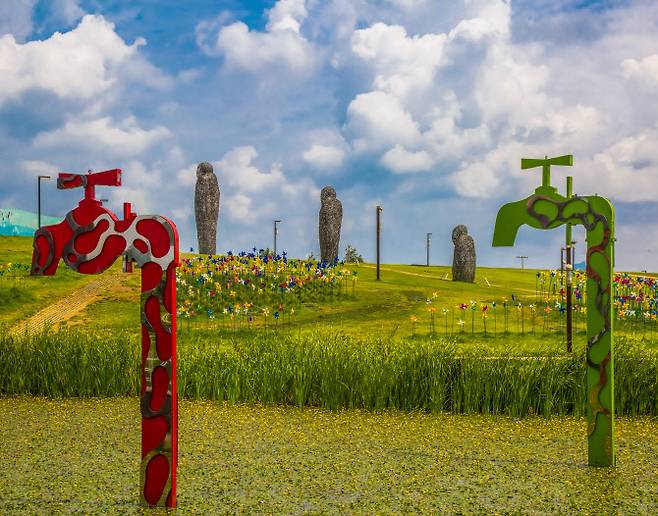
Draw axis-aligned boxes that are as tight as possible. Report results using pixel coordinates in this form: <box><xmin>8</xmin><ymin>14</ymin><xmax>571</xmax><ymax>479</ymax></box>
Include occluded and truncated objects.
<box><xmin>521</xmin><ymin>155</ymin><xmax>572</xmax><ymax>188</ymax></box>
<box><xmin>57</xmin><ymin>169</ymin><xmax>122</xmax><ymax>190</ymax></box>
<box><xmin>57</xmin><ymin>169</ymin><xmax>122</xmax><ymax>201</ymax></box>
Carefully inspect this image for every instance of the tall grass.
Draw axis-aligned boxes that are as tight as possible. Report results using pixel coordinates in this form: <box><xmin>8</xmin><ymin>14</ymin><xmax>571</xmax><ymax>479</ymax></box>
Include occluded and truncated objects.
<box><xmin>1</xmin><ymin>329</ymin><xmax>656</xmax><ymax>417</ymax></box>
<box><xmin>0</xmin><ymin>328</ymin><xmax>139</xmax><ymax>397</ymax></box>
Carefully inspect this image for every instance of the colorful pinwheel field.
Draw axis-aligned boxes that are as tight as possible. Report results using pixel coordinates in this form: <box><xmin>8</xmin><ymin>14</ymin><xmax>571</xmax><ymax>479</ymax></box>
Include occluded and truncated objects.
<box><xmin>175</xmin><ymin>250</ymin><xmax>356</xmax><ymax>330</ymax></box>
<box><xmin>407</xmin><ymin>270</ymin><xmax>658</xmax><ymax>341</ymax></box>
<box><xmin>1</xmin><ymin>236</ymin><xmax>655</xmax><ymax>415</ymax></box>
<box><xmin>170</xmin><ymin>253</ymin><xmax>658</xmax><ymax>344</ymax></box>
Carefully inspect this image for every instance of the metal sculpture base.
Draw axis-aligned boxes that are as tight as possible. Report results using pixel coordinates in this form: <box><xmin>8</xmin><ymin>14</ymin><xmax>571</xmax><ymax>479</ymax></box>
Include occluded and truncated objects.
<box><xmin>494</xmin><ymin>181</ymin><xmax>615</xmax><ymax>467</ymax></box>
<box><xmin>31</xmin><ymin>169</ymin><xmax>179</xmax><ymax>506</ymax></box>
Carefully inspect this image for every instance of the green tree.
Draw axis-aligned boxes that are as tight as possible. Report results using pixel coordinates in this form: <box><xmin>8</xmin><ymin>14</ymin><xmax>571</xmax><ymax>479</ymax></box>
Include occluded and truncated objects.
<box><xmin>344</xmin><ymin>244</ymin><xmax>363</xmax><ymax>264</ymax></box>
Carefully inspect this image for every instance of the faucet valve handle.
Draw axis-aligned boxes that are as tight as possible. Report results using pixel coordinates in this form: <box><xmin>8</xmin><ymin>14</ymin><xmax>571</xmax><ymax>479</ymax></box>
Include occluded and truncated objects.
<box><xmin>521</xmin><ymin>155</ymin><xmax>572</xmax><ymax>188</ymax></box>
<box><xmin>57</xmin><ymin>168</ymin><xmax>122</xmax><ymax>201</ymax></box>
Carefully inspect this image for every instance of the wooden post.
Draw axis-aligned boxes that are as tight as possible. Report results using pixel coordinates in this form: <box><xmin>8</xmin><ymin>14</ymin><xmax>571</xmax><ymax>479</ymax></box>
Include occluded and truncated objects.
<box><xmin>273</xmin><ymin>219</ymin><xmax>281</xmax><ymax>257</ymax></box>
<box><xmin>376</xmin><ymin>206</ymin><xmax>382</xmax><ymax>280</ymax></box>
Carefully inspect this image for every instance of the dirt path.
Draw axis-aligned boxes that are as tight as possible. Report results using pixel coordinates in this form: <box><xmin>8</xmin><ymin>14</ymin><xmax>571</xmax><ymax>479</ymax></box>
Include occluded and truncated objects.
<box><xmin>10</xmin><ymin>273</ymin><xmax>125</xmax><ymax>336</ymax></box>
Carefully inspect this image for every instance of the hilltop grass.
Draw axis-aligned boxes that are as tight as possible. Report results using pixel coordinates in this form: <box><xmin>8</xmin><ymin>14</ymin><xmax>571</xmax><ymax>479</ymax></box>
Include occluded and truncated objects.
<box><xmin>0</xmin><ymin>270</ymin><xmax>101</xmax><ymax>327</ymax></box>
<box><xmin>1</xmin><ymin>397</ymin><xmax>657</xmax><ymax>514</ymax></box>
<box><xmin>0</xmin><ymin>236</ymin><xmax>549</xmax><ymax>335</ymax></box>
<box><xmin>0</xmin><ymin>285</ymin><xmax>36</xmax><ymax>312</ymax></box>
<box><xmin>0</xmin><ymin>236</ymin><xmax>584</xmax><ymax>343</ymax></box>
<box><xmin>73</xmin><ymin>260</ymin><xmax>530</xmax><ymax>337</ymax></box>
<box><xmin>4</xmin><ymin>235</ymin><xmax>658</xmax><ymax>355</ymax></box>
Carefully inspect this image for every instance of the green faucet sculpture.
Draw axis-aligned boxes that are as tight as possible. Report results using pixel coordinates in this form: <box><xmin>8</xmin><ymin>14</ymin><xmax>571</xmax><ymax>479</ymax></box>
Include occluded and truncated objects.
<box><xmin>493</xmin><ymin>155</ymin><xmax>615</xmax><ymax>467</ymax></box>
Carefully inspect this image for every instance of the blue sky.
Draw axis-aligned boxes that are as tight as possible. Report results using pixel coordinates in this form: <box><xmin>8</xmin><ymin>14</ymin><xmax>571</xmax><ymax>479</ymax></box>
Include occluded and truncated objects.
<box><xmin>1</xmin><ymin>0</ymin><xmax>657</xmax><ymax>271</ymax></box>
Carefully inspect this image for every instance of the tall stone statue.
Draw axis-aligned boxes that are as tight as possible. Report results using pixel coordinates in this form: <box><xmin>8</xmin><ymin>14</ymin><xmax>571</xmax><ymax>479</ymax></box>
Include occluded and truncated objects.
<box><xmin>319</xmin><ymin>186</ymin><xmax>342</xmax><ymax>263</ymax></box>
<box><xmin>194</xmin><ymin>162</ymin><xmax>220</xmax><ymax>255</ymax></box>
<box><xmin>452</xmin><ymin>224</ymin><xmax>476</xmax><ymax>282</ymax></box>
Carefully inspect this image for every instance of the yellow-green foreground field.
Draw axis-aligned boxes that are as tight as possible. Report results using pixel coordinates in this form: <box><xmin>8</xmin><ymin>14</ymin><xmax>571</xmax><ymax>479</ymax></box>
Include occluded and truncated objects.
<box><xmin>1</xmin><ymin>397</ymin><xmax>656</xmax><ymax>514</ymax></box>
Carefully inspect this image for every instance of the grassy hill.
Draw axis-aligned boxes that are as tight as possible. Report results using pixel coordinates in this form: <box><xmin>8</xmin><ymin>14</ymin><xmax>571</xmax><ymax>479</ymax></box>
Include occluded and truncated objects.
<box><xmin>0</xmin><ymin>236</ymin><xmax>551</xmax><ymax>330</ymax></box>
<box><xmin>2</xmin><ymin>235</ymin><xmax>656</xmax><ymax>354</ymax></box>
<box><xmin>0</xmin><ymin>237</ymin><xmax>104</xmax><ymax>327</ymax></box>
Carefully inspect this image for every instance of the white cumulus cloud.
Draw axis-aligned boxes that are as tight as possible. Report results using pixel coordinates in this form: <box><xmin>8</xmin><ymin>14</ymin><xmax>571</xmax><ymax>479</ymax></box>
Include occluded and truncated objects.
<box><xmin>267</xmin><ymin>0</ymin><xmax>307</xmax><ymax>32</ymax></box>
<box><xmin>0</xmin><ymin>0</ymin><xmax>36</xmax><ymax>43</ymax></box>
<box><xmin>203</xmin><ymin>0</ymin><xmax>315</xmax><ymax>72</ymax></box>
<box><xmin>385</xmin><ymin>0</ymin><xmax>427</xmax><ymax>9</ymax></box>
<box><xmin>224</xmin><ymin>193</ymin><xmax>253</xmax><ymax>222</ymax></box>
<box><xmin>452</xmin><ymin>162</ymin><xmax>500</xmax><ymax>199</ymax></box>
<box><xmin>381</xmin><ymin>145</ymin><xmax>433</xmax><ymax>173</ymax></box>
<box><xmin>33</xmin><ymin>116</ymin><xmax>170</xmax><ymax>157</ymax></box>
<box><xmin>0</xmin><ymin>14</ymin><xmax>167</xmax><ymax>106</ymax></box>
<box><xmin>622</xmin><ymin>54</ymin><xmax>658</xmax><ymax>88</ymax></box>
<box><xmin>351</xmin><ymin>22</ymin><xmax>446</xmax><ymax>99</ymax></box>
<box><xmin>347</xmin><ymin>91</ymin><xmax>421</xmax><ymax>152</ymax></box>
<box><xmin>571</xmin><ymin>128</ymin><xmax>658</xmax><ymax>203</ymax></box>
<box><xmin>50</xmin><ymin>0</ymin><xmax>85</xmax><ymax>25</ymax></box>
<box><xmin>302</xmin><ymin>144</ymin><xmax>345</xmax><ymax>169</ymax></box>
<box><xmin>20</xmin><ymin>159</ymin><xmax>59</xmax><ymax>177</ymax></box>
<box><xmin>216</xmin><ymin>146</ymin><xmax>285</xmax><ymax>192</ymax></box>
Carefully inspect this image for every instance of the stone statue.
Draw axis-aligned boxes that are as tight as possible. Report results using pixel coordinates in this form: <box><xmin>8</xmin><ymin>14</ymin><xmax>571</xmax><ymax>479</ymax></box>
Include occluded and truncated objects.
<box><xmin>452</xmin><ymin>225</ymin><xmax>476</xmax><ymax>282</ymax></box>
<box><xmin>194</xmin><ymin>162</ymin><xmax>220</xmax><ymax>255</ymax></box>
<box><xmin>319</xmin><ymin>186</ymin><xmax>342</xmax><ymax>263</ymax></box>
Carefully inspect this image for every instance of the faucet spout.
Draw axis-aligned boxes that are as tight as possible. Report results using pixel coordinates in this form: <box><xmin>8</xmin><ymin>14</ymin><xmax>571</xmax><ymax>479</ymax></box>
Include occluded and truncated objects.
<box><xmin>492</xmin><ymin>199</ymin><xmax>530</xmax><ymax>247</ymax></box>
<box><xmin>492</xmin><ymin>190</ymin><xmax>567</xmax><ymax>247</ymax></box>
<box><xmin>31</xmin><ymin>219</ymin><xmax>71</xmax><ymax>275</ymax></box>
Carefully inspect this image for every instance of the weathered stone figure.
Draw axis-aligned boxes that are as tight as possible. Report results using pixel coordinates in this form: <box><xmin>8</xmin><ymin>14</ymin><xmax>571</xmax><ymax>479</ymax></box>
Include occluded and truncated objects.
<box><xmin>319</xmin><ymin>186</ymin><xmax>342</xmax><ymax>263</ymax></box>
<box><xmin>194</xmin><ymin>162</ymin><xmax>220</xmax><ymax>255</ymax></box>
<box><xmin>452</xmin><ymin>224</ymin><xmax>476</xmax><ymax>282</ymax></box>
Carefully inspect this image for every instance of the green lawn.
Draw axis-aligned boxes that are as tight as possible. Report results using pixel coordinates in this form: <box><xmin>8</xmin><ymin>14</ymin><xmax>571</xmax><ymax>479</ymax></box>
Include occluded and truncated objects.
<box><xmin>1</xmin><ymin>235</ymin><xmax>543</xmax><ymax>335</ymax></box>
<box><xmin>76</xmin><ymin>260</ymin><xmax>544</xmax><ymax>334</ymax></box>
<box><xmin>4</xmin><ymin>234</ymin><xmax>657</xmax><ymax>354</ymax></box>
<box><xmin>1</xmin><ymin>397</ymin><xmax>656</xmax><ymax>514</ymax></box>
<box><xmin>0</xmin><ymin>236</ymin><xmax>119</xmax><ymax>328</ymax></box>
<box><xmin>71</xmin><ymin>257</ymin><xmax>624</xmax><ymax>355</ymax></box>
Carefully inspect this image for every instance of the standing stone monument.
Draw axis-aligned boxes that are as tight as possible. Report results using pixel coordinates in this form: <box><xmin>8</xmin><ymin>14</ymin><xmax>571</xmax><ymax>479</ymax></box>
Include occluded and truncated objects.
<box><xmin>194</xmin><ymin>162</ymin><xmax>219</xmax><ymax>255</ymax></box>
<box><xmin>319</xmin><ymin>186</ymin><xmax>343</xmax><ymax>263</ymax></box>
<box><xmin>452</xmin><ymin>224</ymin><xmax>476</xmax><ymax>282</ymax></box>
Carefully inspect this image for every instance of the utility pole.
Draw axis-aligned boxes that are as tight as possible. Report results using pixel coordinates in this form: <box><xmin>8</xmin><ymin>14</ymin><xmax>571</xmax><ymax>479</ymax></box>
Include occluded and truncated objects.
<box><xmin>376</xmin><ymin>205</ymin><xmax>382</xmax><ymax>280</ymax></box>
<box><xmin>516</xmin><ymin>255</ymin><xmax>528</xmax><ymax>270</ymax></box>
<box><xmin>37</xmin><ymin>175</ymin><xmax>51</xmax><ymax>228</ymax></box>
<box><xmin>273</xmin><ymin>219</ymin><xmax>281</xmax><ymax>257</ymax></box>
<box><xmin>426</xmin><ymin>232</ymin><xmax>432</xmax><ymax>267</ymax></box>
<box><xmin>565</xmin><ymin>176</ymin><xmax>574</xmax><ymax>352</ymax></box>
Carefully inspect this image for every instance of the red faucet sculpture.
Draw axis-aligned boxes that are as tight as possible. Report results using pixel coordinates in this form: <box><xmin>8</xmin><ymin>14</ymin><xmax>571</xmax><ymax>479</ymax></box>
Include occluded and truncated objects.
<box><xmin>31</xmin><ymin>169</ymin><xmax>179</xmax><ymax>507</ymax></box>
